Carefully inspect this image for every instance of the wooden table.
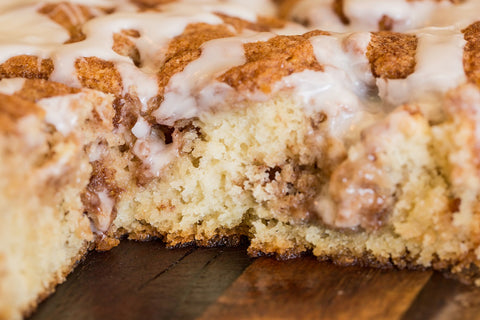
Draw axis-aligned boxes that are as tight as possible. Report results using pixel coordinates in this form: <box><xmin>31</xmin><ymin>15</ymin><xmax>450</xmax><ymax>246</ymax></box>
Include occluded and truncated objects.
<box><xmin>30</xmin><ymin>240</ymin><xmax>480</xmax><ymax>320</ymax></box>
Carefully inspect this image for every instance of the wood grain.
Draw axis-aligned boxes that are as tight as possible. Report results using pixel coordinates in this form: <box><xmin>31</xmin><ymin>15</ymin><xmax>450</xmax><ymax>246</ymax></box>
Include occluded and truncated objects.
<box><xmin>200</xmin><ymin>257</ymin><xmax>432</xmax><ymax>320</ymax></box>
<box><xmin>402</xmin><ymin>272</ymin><xmax>480</xmax><ymax>320</ymax></box>
<box><xmin>29</xmin><ymin>242</ymin><xmax>480</xmax><ymax>320</ymax></box>
<box><xmin>30</xmin><ymin>241</ymin><xmax>252</xmax><ymax>320</ymax></box>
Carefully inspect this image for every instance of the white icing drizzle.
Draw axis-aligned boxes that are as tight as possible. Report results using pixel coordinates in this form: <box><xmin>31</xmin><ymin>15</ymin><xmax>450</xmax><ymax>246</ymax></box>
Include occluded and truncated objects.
<box><xmin>50</xmin><ymin>10</ymin><xmax>224</xmax><ymax>92</ymax></box>
<box><xmin>95</xmin><ymin>190</ymin><xmax>115</xmax><ymax>232</ymax></box>
<box><xmin>289</xmin><ymin>0</ymin><xmax>480</xmax><ymax>32</ymax></box>
<box><xmin>343</xmin><ymin>0</ymin><xmax>441</xmax><ymax>32</ymax></box>
<box><xmin>273</xmin><ymin>21</ymin><xmax>309</xmax><ymax>36</ymax></box>
<box><xmin>54</xmin><ymin>2</ymin><xmax>87</xmax><ymax>26</ymax></box>
<box><xmin>161</xmin><ymin>0</ymin><xmax>271</xmax><ymax>23</ymax></box>
<box><xmin>37</xmin><ymin>138</ymin><xmax>78</xmax><ymax>182</ymax></box>
<box><xmin>0</xmin><ymin>0</ymin><xmax>136</xmax><ymax>13</ymax></box>
<box><xmin>0</xmin><ymin>0</ymin><xmax>474</xmax><ymax>182</ymax></box>
<box><xmin>131</xmin><ymin>116</ymin><xmax>178</xmax><ymax>178</ymax></box>
<box><xmin>0</xmin><ymin>0</ymin><xmax>280</xmax><ymax>110</ymax></box>
<box><xmin>0</xmin><ymin>5</ymin><xmax>69</xmax><ymax>63</ymax></box>
<box><xmin>37</xmin><ymin>93</ymin><xmax>81</xmax><ymax>135</ymax></box>
<box><xmin>131</xmin><ymin>116</ymin><xmax>150</xmax><ymax>139</ymax></box>
<box><xmin>224</xmin><ymin>0</ymin><xmax>277</xmax><ymax>18</ymax></box>
<box><xmin>132</xmin><ymin>130</ymin><xmax>178</xmax><ymax>178</ymax></box>
<box><xmin>312</xmin><ymin>32</ymin><xmax>375</xmax><ymax>92</ymax></box>
<box><xmin>290</xmin><ymin>0</ymin><xmax>347</xmax><ymax>32</ymax></box>
<box><xmin>154</xmin><ymin>32</ymin><xmax>274</xmax><ymax>125</ymax></box>
<box><xmin>0</xmin><ymin>1</ymin><xmax>44</xmax><ymax>14</ymax></box>
<box><xmin>88</xmin><ymin>141</ymin><xmax>107</xmax><ymax>162</ymax></box>
<box><xmin>0</xmin><ymin>1</ymin><xmax>277</xmax><ymax>179</ymax></box>
<box><xmin>377</xmin><ymin>27</ymin><xmax>467</xmax><ymax>113</ymax></box>
<box><xmin>0</xmin><ymin>78</ymin><xmax>26</xmax><ymax>95</ymax></box>
<box><xmin>0</xmin><ymin>1</ymin><xmax>267</xmax><ymax>107</ymax></box>
<box><xmin>428</xmin><ymin>0</ymin><xmax>480</xmax><ymax>29</ymax></box>
<box><xmin>286</xmin><ymin>33</ymin><xmax>381</xmax><ymax>143</ymax></box>
<box><xmin>278</xmin><ymin>69</ymin><xmax>381</xmax><ymax>144</ymax></box>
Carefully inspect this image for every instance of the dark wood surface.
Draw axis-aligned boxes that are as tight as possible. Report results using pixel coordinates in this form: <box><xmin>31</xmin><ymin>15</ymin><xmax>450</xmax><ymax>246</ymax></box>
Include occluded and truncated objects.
<box><xmin>29</xmin><ymin>240</ymin><xmax>480</xmax><ymax>320</ymax></box>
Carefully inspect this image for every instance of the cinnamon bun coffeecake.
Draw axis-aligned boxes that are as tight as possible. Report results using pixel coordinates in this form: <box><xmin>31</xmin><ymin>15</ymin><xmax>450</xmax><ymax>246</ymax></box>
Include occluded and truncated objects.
<box><xmin>2</xmin><ymin>0</ymin><xmax>480</xmax><ymax>318</ymax></box>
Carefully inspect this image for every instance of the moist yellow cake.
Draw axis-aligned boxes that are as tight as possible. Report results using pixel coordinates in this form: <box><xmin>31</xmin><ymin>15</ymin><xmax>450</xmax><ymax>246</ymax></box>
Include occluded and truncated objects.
<box><xmin>2</xmin><ymin>0</ymin><xmax>480</xmax><ymax>319</ymax></box>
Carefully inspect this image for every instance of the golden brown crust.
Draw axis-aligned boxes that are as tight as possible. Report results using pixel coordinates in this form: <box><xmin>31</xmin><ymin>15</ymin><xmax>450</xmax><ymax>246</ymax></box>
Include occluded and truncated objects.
<box><xmin>75</xmin><ymin>56</ymin><xmax>123</xmax><ymax>95</ymax></box>
<box><xmin>462</xmin><ymin>21</ymin><xmax>480</xmax><ymax>89</ymax></box>
<box><xmin>250</xmin><ymin>240</ymin><xmax>480</xmax><ymax>285</ymax></box>
<box><xmin>0</xmin><ymin>55</ymin><xmax>54</xmax><ymax>80</ymax></box>
<box><xmin>15</xmin><ymin>79</ymin><xmax>80</xmax><ymax>102</ymax></box>
<box><xmin>378</xmin><ymin>15</ymin><xmax>394</xmax><ymax>31</ymax></box>
<box><xmin>215</xmin><ymin>13</ymin><xmax>286</xmax><ymax>33</ymax></box>
<box><xmin>248</xmin><ymin>246</ymin><xmax>309</xmax><ymax>260</ymax></box>
<box><xmin>112</xmin><ymin>29</ymin><xmax>142</xmax><ymax>67</ymax></box>
<box><xmin>130</xmin><ymin>0</ymin><xmax>175</xmax><ymax>10</ymax></box>
<box><xmin>367</xmin><ymin>32</ymin><xmax>417</xmax><ymax>79</ymax></box>
<box><xmin>123</xmin><ymin>226</ymin><xmax>247</xmax><ymax>249</ymax></box>
<box><xmin>94</xmin><ymin>236</ymin><xmax>121</xmax><ymax>251</ymax></box>
<box><xmin>276</xmin><ymin>0</ymin><xmax>301</xmax><ymax>20</ymax></box>
<box><xmin>157</xmin><ymin>23</ymin><xmax>235</xmax><ymax>98</ymax></box>
<box><xmin>326</xmin><ymin>251</ymin><xmax>480</xmax><ymax>286</ymax></box>
<box><xmin>257</xmin><ymin>16</ymin><xmax>288</xmax><ymax>30</ymax></box>
<box><xmin>0</xmin><ymin>93</ymin><xmax>45</xmax><ymax>133</ymax></box>
<box><xmin>166</xmin><ymin>233</ymin><xmax>246</xmax><ymax>249</ymax></box>
<box><xmin>332</xmin><ymin>0</ymin><xmax>350</xmax><ymax>25</ymax></box>
<box><xmin>219</xmin><ymin>32</ymin><xmax>324</xmax><ymax>93</ymax></box>
<box><xmin>302</xmin><ymin>29</ymin><xmax>332</xmax><ymax>38</ymax></box>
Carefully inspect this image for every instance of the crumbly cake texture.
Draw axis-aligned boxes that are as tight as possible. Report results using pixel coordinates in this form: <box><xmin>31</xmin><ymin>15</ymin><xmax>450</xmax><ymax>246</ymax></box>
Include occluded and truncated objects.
<box><xmin>2</xmin><ymin>0</ymin><xmax>480</xmax><ymax>318</ymax></box>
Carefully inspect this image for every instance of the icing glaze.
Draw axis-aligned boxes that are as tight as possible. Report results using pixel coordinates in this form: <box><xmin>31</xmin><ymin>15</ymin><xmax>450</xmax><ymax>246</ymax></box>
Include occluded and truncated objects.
<box><xmin>37</xmin><ymin>93</ymin><xmax>81</xmax><ymax>135</ymax></box>
<box><xmin>154</xmin><ymin>32</ymin><xmax>274</xmax><ymax>125</ymax></box>
<box><xmin>0</xmin><ymin>78</ymin><xmax>26</xmax><ymax>95</ymax></box>
<box><xmin>377</xmin><ymin>27</ymin><xmax>467</xmax><ymax>115</ymax></box>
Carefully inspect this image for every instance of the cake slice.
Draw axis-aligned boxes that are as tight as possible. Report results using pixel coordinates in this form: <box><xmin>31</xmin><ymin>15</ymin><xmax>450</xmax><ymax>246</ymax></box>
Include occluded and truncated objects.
<box><xmin>0</xmin><ymin>78</ymin><xmax>123</xmax><ymax>319</ymax></box>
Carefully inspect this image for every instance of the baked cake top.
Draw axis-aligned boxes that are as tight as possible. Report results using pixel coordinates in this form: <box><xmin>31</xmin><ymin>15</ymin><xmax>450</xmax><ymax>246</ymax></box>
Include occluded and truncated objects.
<box><xmin>0</xmin><ymin>0</ymin><xmax>480</xmax><ymax>231</ymax></box>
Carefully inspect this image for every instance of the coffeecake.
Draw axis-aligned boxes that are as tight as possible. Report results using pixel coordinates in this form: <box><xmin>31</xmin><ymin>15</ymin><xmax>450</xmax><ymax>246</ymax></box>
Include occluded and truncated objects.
<box><xmin>2</xmin><ymin>0</ymin><xmax>480</xmax><ymax>318</ymax></box>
